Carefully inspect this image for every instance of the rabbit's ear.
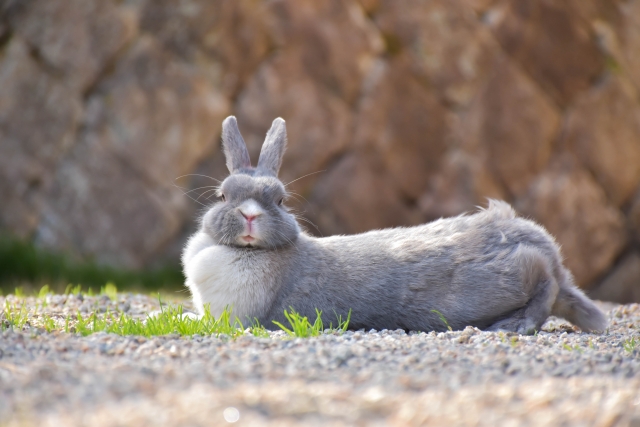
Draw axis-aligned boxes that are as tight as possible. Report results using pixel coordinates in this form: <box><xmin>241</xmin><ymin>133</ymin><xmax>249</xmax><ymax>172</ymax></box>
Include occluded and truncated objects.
<box><xmin>257</xmin><ymin>118</ymin><xmax>287</xmax><ymax>176</ymax></box>
<box><xmin>222</xmin><ymin>116</ymin><xmax>251</xmax><ymax>173</ymax></box>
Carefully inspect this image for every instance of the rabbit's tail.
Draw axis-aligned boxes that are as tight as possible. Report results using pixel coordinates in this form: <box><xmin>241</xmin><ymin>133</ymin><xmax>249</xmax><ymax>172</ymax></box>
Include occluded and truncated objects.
<box><xmin>551</xmin><ymin>268</ymin><xmax>607</xmax><ymax>332</ymax></box>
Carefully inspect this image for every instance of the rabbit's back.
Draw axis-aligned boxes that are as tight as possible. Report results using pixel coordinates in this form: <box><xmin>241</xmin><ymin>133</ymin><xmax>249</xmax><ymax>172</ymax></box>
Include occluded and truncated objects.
<box><xmin>263</xmin><ymin>201</ymin><xmax>563</xmax><ymax>331</ymax></box>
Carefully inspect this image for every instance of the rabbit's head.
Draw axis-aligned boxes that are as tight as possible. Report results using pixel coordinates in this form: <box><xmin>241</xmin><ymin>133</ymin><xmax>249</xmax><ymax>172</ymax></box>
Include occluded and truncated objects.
<box><xmin>201</xmin><ymin>116</ymin><xmax>300</xmax><ymax>249</ymax></box>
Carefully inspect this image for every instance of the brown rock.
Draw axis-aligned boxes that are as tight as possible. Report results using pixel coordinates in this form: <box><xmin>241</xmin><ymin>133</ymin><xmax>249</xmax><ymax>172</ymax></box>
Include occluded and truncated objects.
<box><xmin>5</xmin><ymin>0</ymin><xmax>137</xmax><ymax>92</ymax></box>
<box><xmin>0</xmin><ymin>140</ymin><xmax>39</xmax><ymax>237</ymax></box>
<box><xmin>376</xmin><ymin>0</ymin><xmax>499</xmax><ymax>108</ymax></box>
<box><xmin>589</xmin><ymin>252</ymin><xmax>640</xmax><ymax>304</ymax></box>
<box><xmin>29</xmin><ymin>35</ymin><xmax>229</xmax><ymax>266</ymax></box>
<box><xmin>0</xmin><ymin>37</ymin><xmax>81</xmax><ymax>171</ymax></box>
<box><xmin>140</xmin><ymin>0</ymin><xmax>271</xmax><ymax>96</ymax></box>
<box><xmin>566</xmin><ymin>0</ymin><xmax>623</xmax><ymax>24</ymax></box>
<box><xmin>563</xmin><ymin>77</ymin><xmax>640</xmax><ymax>207</ymax></box>
<box><xmin>37</xmin><ymin>138</ymin><xmax>184</xmax><ymax>268</ymax></box>
<box><xmin>233</xmin><ymin>0</ymin><xmax>381</xmax><ymax>196</ymax></box>
<box><xmin>461</xmin><ymin>0</ymin><xmax>503</xmax><ymax>15</ymax></box>
<box><xmin>0</xmin><ymin>21</ymin><xmax>7</xmax><ymax>40</ymax></box>
<box><xmin>517</xmin><ymin>157</ymin><xmax>627</xmax><ymax>289</ymax></box>
<box><xmin>616</xmin><ymin>0</ymin><xmax>640</xmax><ymax>95</ymax></box>
<box><xmin>576</xmin><ymin>2</ymin><xmax>640</xmax><ymax>98</ymax></box>
<box><xmin>490</xmin><ymin>0</ymin><xmax>605</xmax><ymax>107</ymax></box>
<box><xmin>630</xmin><ymin>191</ymin><xmax>640</xmax><ymax>244</ymax></box>
<box><xmin>355</xmin><ymin>0</ymin><xmax>379</xmax><ymax>15</ymax></box>
<box><xmin>266</xmin><ymin>0</ymin><xmax>383</xmax><ymax>105</ymax></box>
<box><xmin>0</xmin><ymin>37</ymin><xmax>82</xmax><ymax>237</ymax></box>
<box><xmin>235</xmin><ymin>52</ymin><xmax>353</xmax><ymax>197</ymax></box>
<box><xmin>83</xmin><ymin>36</ymin><xmax>229</xmax><ymax>189</ymax></box>
<box><xmin>418</xmin><ymin>149</ymin><xmax>506</xmax><ymax>220</ymax></box>
<box><xmin>354</xmin><ymin>58</ymin><xmax>451</xmax><ymax>200</ymax></box>
<box><xmin>459</xmin><ymin>56</ymin><xmax>560</xmax><ymax>198</ymax></box>
<box><xmin>309</xmin><ymin>154</ymin><xmax>419</xmax><ymax>236</ymax></box>
<box><xmin>0</xmin><ymin>0</ymin><xmax>637</xmax><ymax>288</ymax></box>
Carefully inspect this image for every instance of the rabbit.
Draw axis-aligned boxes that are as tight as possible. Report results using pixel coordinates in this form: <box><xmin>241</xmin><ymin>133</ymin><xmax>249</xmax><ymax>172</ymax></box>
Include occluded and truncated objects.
<box><xmin>182</xmin><ymin>116</ymin><xmax>607</xmax><ymax>334</ymax></box>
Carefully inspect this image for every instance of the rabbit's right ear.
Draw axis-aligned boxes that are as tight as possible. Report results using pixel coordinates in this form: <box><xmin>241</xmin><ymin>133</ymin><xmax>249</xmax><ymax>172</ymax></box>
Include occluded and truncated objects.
<box><xmin>221</xmin><ymin>116</ymin><xmax>251</xmax><ymax>173</ymax></box>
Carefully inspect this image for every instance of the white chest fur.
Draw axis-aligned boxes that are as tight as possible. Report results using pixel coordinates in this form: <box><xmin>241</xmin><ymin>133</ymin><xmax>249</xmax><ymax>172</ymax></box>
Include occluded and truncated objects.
<box><xmin>183</xmin><ymin>232</ymin><xmax>278</xmax><ymax>321</ymax></box>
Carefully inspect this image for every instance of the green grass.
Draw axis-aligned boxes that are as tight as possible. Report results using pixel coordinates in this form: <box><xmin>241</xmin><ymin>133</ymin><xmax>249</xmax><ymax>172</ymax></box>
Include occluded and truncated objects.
<box><xmin>272</xmin><ymin>307</ymin><xmax>352</xmax><ymax>338</ymax></box>
<box><xmin>1</xmin><ymin>286</ymin><xmax>351</xmax><ymax>339</ymax></box>
<box><xmin>72</xmin><ymin>305</ymin><xmax>250</xmax><ymax>338</ymax></box>
<box><xmin>2</xmin><ymin>300</ymin><xmax>29</xmax><ymax>330</ymax></box>
<box><xmin>623</xmin><ymin>337</ymin><xmax>638</xmax><ymax>353</ymax></box>
<box><xmin>0</xmin><ymin>298</ymin><xmax>256</xmax><ymax>338</ymax></box>
<box><xmin>0</xmin><ymin>236</ymin><xmax>184</xmax><ymax>294</ymax></box>
<box><xmin>431</xmin><ymin>309</ymin><xmax>453</xmax><ymax>332</ymax></box>
<box><xmin>562</xmin><ymin>343</ymin><xmax>583</xmax><ymax>353</ymax></box>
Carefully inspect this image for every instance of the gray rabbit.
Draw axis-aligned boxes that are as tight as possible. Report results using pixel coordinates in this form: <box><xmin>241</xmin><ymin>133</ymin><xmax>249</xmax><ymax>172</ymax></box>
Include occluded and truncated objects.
<box><xmin>182</xmin><ymin>116</ymin><xmax>607</xmax><ymax>334</ymax></box>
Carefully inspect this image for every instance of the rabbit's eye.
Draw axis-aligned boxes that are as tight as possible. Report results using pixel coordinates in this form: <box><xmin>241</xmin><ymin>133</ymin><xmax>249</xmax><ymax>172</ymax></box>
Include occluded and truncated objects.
<box><xmin>220</xmin><ymin>194</ymin><xmax>226</xmax><ymax>202</ymax></box>
<box><xmin>278</xmin><ymin>198</ymin><xmax>284</xmax><ymax>206</ymax></box>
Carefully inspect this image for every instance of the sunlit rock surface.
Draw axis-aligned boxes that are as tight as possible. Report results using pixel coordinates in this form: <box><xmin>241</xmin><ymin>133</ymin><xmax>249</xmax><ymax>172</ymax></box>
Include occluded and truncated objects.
<box><xmin>0</xmin><ymin>0</ymin><xmax>639</xmax><ymax>299</ymax></box>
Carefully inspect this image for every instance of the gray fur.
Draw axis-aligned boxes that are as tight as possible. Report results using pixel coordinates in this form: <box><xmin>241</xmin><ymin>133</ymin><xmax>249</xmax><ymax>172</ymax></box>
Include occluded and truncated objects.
<box><xmin>222</xmin><ymin>116</ymin><xmax>252</xmax><ymax>173</ymax></box>
<box><xmin>183</xmin><ymin>116</ymin><xmax>607</xmax><ymax>334</ymax></box>
<box><xmin>257</xmin><ymin>118</ymin><xmax>287</xmax><ymax>176</ymax></box>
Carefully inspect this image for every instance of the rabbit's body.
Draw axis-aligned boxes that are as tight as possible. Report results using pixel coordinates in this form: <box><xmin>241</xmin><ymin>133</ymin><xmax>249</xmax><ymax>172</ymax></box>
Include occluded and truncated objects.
<box><xmin>182</xmin><ymin>116</ymin><xmax>607</xmax><ymax>334</ymax></box>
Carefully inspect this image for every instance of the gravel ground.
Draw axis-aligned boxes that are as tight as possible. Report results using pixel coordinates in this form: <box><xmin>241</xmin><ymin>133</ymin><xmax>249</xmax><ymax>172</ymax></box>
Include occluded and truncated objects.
<box><xmin>0</xmin><ymin>293</ymin><xmax>639</xmax><ymax>426</ymax></box>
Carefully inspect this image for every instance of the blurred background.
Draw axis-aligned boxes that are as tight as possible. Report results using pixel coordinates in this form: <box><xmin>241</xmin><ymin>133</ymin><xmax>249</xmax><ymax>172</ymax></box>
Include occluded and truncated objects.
<box><xmin>0</xmin><ymin>0</ymin><xmax>639</xmax><ymax>301</ymax></box>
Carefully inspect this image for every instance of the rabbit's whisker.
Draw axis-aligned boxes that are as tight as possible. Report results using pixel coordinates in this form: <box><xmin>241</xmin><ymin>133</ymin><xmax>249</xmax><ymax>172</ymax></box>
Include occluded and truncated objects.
<box><xmin>284</xmin><ymin>170</ymin><xmax>326</xmax><ymax>187</ymax></box>
<box><xmin>274</xmin><ymin>230</ymin><xmax>296</xmax><ymax>249</ymax></box>
<box><xmin>174</xmin><ymin>174</ymin><xmax>222</xmax><ymax>183</ymax></box>
<box><xmin>284</xmin><ymin>209</ymin><xmax>322</xmax><ymax>235</ymax></box>
<box><xmin>285</xmin><ymin>194</ymin><xmax>304</xmax><ymax>205</ymax></box>
<box><xmin>173</xmin><ymin>183</ymin><xmax>208</xmax><ymax>207</ymax></box>
<box><xmin>269</xmin><ymin>218</ymin><xmax>298</xmax><ymax>235</ymax></box>
<box><xmin>296</xmin><ymin>216</ymin><xmax>321</xmax><ymax>231</ymax></box>
<box><xmin>288</xmin><ymin>191</ymin><xmax>310</xmax><ymax>205</ymax></box>
<box><xmin>196</xmin><ymin>188</ymin><xmax>219</xmax><ymax>201</ymax></box>
<box><xmin>181</xmin><ymin>185</ymin><xmax>220</xmax><ymax>197</ymax></box>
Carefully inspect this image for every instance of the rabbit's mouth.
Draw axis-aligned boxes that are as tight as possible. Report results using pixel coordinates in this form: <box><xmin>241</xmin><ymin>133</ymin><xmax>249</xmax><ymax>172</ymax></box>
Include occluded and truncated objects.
<box><xmin>241</xmin><ymin>235</ymin><xmax>256</xmax><ymax>244</ymax></box>
<box><xmin>235</xmin><ymin>233</ymin><xmax>263</xmax><ymax>248</ymax></box>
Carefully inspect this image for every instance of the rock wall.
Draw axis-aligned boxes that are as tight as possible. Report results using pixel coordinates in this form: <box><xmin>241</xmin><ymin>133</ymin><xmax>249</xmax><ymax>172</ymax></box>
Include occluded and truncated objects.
<box><xmin>1</xmin><ymin>0</ymin><xmax>639</xmax><ymax>300</ymax></box>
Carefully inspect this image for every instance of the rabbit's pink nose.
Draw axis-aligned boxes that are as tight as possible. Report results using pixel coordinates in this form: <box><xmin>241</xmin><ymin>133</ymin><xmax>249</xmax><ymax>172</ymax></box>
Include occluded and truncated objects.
<box><xmin>240</xmin><ymin>211</ymin><xmax>259</xmax><ymax>222</ymax></box>
<box><xmin>238</xmin><ymin>199</ymin><xmax>264</xmax><ymax>224</ymax></box>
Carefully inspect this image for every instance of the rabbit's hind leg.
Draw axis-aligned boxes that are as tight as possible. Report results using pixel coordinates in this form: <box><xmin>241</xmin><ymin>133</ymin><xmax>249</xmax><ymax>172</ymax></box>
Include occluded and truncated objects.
<box><xmin>487</xmin><ymin>276</ymin><xmax>559</xmax><ymax>335</ymax></box>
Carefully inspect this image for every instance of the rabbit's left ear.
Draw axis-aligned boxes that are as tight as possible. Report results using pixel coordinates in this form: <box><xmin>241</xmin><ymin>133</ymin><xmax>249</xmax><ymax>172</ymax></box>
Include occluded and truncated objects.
<box><xmin>257</xmin><ymin>118</ymin><xmax>287</xmax><ymax>176</ymax></box>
